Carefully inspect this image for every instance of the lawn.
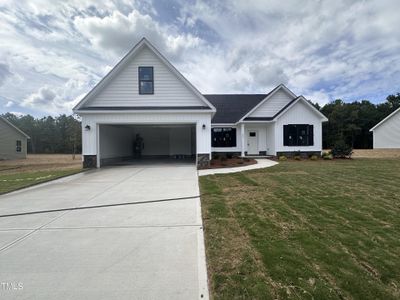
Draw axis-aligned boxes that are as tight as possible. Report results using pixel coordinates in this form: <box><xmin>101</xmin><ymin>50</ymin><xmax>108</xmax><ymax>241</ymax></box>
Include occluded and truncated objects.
<box><xmin>200</xmin><ymin>159</ymin><xmax>400</xmax><ymax>300</ymax></box>
<box><xmin>0</xmin><ymin>154</ymin><xmax>83</xmax><ymax>194</ymax></box>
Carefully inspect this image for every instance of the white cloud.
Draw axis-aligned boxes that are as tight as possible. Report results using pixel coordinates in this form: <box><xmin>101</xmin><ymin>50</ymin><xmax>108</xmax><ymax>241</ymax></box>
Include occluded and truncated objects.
<box><xmin>5</xmin><ymin>101</ymin><xmax>14</xmax><ymax>108</ymax></box>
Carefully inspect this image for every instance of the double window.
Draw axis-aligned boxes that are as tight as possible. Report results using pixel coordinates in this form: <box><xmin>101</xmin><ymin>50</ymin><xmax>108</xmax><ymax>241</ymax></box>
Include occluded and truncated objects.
<box><xmin>138</xmin><ymin>66</ymin><xmax>154</xmax><ymax>94</ymax></box>
<box><xmin>16</xmin><ymin>140</ymin><xmax>21</xmax><ymax>152</ymax></box>
<box><xmin>212</xmin><ymin>128</ymin><xmax>237</xmax><ymax>147</ymax></box>
<box><xmin>283</xmin><ymin>124</ymin><xmax>314</xmax><ymax>146</ymax></box>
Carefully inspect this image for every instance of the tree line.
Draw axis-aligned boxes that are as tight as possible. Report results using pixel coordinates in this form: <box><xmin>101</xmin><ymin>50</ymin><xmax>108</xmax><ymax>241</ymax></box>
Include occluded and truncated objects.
<box><xmin>1</xmin><ymin>92</ymin><xmax>399</xmax><ymax>153</ymax></box>
<box><xmin>1</xmin><ymin>113</ymin><xmax>82</xmax><ymax>154</ymax></box>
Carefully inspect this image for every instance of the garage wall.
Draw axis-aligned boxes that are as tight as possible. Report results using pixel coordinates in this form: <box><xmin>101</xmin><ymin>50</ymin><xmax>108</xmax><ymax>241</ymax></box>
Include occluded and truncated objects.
<box><xmin>81</xmin><ymin>112</ymin><xmax>211</xmax><ymax>157</ymax></box>
<box><xmin>100</xmin><ymin>125</ymin><xmax>132</xmax><ymax>159</ymax></box>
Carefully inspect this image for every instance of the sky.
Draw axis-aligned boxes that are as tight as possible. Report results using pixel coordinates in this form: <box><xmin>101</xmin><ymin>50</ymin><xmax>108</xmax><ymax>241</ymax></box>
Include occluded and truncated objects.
<box><xmin>0</xmin><ymin>0</ymin><xmax>399</xmax><ymax>117</ymax></box>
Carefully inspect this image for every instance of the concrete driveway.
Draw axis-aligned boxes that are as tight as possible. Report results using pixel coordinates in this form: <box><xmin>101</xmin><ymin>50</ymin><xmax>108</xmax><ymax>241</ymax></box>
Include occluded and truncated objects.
<box><xmin>0</xmin><ymin>163</ymin><xmax>208</xmax><ymax>299</ymax></box>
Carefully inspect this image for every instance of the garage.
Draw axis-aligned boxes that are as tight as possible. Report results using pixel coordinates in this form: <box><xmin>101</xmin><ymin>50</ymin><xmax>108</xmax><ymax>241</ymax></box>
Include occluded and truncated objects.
<box><xmin>98</xmin><ymin>123</ymin><xmax>196</xmax><ymax>166</ymax></box>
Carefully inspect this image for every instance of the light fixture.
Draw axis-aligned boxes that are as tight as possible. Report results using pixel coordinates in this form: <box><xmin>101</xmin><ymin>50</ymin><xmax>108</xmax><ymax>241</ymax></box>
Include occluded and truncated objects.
<box><xmin>202</xmin><ymin>124</ymin><xmax>206</xmax><ymax>129</ymax></box>
<box><xmin>85</xmin><ymin>125</ymin><xmax>91</xmax><ymax>131</ymax></box>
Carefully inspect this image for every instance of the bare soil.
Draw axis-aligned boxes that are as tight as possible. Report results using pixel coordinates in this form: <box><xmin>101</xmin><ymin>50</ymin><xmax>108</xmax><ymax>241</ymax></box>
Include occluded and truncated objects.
<box><xmin>0</xmin><ymin>154</ymin><xmax>82</xmax><ymax>174</ymax></box>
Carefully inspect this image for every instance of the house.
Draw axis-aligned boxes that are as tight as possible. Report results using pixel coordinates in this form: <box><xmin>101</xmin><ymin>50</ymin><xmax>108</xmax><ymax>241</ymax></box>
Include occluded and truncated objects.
<box><xmin>0</xmin><ymin>116</ymin><xmax>30</xmax><ymax>160</ymax></box>
<box><xmin>73</xmin><ymin>38</ymin><xmax>327</xmax><ymax>168</ymax></box>
<box><xmin>370</xmin><ymin>107</ymin><xmax>400</xmax><ymax>148</ymax></box>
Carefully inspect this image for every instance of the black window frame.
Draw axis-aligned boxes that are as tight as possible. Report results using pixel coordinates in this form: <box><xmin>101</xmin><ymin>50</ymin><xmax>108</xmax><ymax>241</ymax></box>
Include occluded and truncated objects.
<box><xmin>138</xmin><ymin>66</ymin><xmax>154</xmax><ymax>95</ymax></box>
<box><xmin>16</xmin><ymin>140</ymin><xmax>22</xmax><ymax>152</ymax></box>
<box><xmin>212</xmin><ymin>127</ymin><xmax>237</xmax><ymax>147</ymax></box>
<box><xmin>283</xmin><ymin>124</ymin><xmax>314</xmax><ymax>146</ymax></box>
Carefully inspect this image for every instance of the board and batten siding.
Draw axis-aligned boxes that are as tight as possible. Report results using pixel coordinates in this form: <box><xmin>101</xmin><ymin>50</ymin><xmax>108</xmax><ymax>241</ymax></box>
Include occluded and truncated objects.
<box><xmin>84</xmin><ymin>47</ymin><xmax>205</xmax><ymax>108</ymax></box>
<box><xmin>0</xmin><ymin>118</ymin><xmax>28</xmax><ymax>160</ymax></box>
<box><xmin>248</xmin><ymin>90</ymin><xmax>293</xmax><ymax>117</ymax></box>
<box><xmin>81</xmin><ymin>112</ymin><xmax>211</xmax><ymax>158</ymax></box>
<box><xmin>373</xmin><ymin>110</ymin><xmax>400</xmax><ymax>148</ymax></box>
<box><xmin>275</xmin><ymin>101</ymin><xmax>323</xmax><ymax>153</ymax></box>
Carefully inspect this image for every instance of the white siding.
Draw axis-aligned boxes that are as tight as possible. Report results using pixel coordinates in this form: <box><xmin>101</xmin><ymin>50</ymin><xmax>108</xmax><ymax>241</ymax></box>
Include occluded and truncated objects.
<box><xmin>373</xmin><ymin>111</ymin><xmax>400</xmax><ymax>148</ymax></box>
<box><xmin>211</xmin><ymin>124</ymin><xmax>268</xmax><ymax>154</ymax></box>
<box><xmin>81</xmin><ymin>112</ymin><xmax>211</xmax><ymax>160</ymax></box>
<box><xmin>85</xmin><ymin>47</ymin><xmax>205</xmax><ymax>108</ymax></box>
<box><xmin>248</xmin><ymin>90</ymin><xmax>293</xmax><ymax>117</ymax></box>
<box><xmin>0</xmin><ymin>118</ymin><xmax>28</xmax><ymax>160</ymax></box>
<box><xmin>266</xmin><ymin>123</ymin><xmax>276</xmax><ymax>155</ymax></box>
<box><xmin>275</xmin><ymin>101</ymin><xmax>323</xmax><ymax>153</ymax></box>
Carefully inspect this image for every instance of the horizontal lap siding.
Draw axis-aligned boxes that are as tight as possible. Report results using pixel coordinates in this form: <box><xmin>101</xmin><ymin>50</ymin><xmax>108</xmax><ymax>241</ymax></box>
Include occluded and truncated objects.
<box><xmin>373</xmin><ymin>112</ymin><xmax>400</xmax><ymax>148</ymax></box>
<box><xmin>249</xmin><ymin>90</ymin><xmax>293</xmax><ymax>117</ymax></box>
<box><xmin>0</xmin><ymin>119</ymin><xmax>27</xmax><ymax>159</ymax></box>
<box><xmin>86</xmin><ymin>47</ymin><xmax>204</xmax><ymax>107</ymax></box>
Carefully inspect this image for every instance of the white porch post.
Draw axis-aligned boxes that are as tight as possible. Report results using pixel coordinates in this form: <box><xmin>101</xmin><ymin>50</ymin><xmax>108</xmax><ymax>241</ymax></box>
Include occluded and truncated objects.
<box><xmin>240</xmin><ymin>123</ymin><xmax>245</xmax><ymax>157</ymax></box>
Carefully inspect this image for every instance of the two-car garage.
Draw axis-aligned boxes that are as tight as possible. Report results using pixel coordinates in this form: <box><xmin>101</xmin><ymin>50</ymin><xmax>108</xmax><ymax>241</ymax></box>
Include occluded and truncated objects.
<box><xmin>98</xmin><ymin>123</ymin><xmax>196</xmax><ymax>166</ymax></box>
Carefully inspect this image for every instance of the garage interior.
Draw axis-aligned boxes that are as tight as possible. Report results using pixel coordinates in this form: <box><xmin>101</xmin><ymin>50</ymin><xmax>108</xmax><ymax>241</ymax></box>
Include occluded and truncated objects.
<box><xmin>99</xmin><ymin>124</ymin><xmax>196</xmax><ymax>166</ymax></box>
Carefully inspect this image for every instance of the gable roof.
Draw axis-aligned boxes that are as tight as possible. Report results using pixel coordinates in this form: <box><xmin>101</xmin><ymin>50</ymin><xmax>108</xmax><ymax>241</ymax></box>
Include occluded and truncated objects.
<box><xmin>273</xmin><ymin>96</ymin><xmax>328</xmax><ymax>122</ymax></box>
<box><xmin>0</xmin><ymin>116</ymin><xmax>30</xmax><ymax>138</ymax></box>
<box><xmin>203</xmin><ymin>94</ymin><xmax>268</xmax><ymax>123</ymax></box>
<box><xmin>370</xmin><ymin>107</ymin><xmax>400</xmax><ymax>131</ymax></box>
<box><xmin>73</xmin><ymin>38</ymin><xmax>216</xmax><ymax>112</ymax></box>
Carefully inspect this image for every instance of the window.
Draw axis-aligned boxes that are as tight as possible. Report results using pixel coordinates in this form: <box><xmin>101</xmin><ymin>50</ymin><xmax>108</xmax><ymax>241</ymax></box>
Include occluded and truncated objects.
<box><xmin>249</xmin><ymin>132</ymin><xmax>256</xmax><ymax>137</ymax></box>
<box><xmin>16</xmin><ymin>140</ymin><xmax>22</xmax><ymax>152</ymax></box>
<box><xmin>283</xmin><ymin>124</ymin><xmax>314</xmax><ymax>146</ymax></box>
<box><xmin>138</xmin><ymin>66</ymin><xmax>154</xmax><ymax>94</ymax></box>
<box><xmin>212</xmin><ymin>128</ymin><xmax>237</xmax><ymax>147</ymax></box>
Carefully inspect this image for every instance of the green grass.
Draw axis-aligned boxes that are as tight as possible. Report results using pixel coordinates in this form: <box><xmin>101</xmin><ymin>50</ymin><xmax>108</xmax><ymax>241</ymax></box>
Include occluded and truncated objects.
<box><xmin>200</xmin><ymin>159</ymin><xmax>400</xmax><ymax>300</ymax></box>
<box><xmin>0</xmin><ymin>169</ymin><xmax>83</xmax><ymax>194</ymax></box>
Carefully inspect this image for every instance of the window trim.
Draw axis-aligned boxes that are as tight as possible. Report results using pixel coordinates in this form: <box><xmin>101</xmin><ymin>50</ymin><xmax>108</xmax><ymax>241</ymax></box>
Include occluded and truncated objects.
<box><xmin>283</xmin><ymin>124</ymin><xmax>314</xmax><ymax>146</ymax></box>
<box><xmin>16</xmin><ymin>140</ymin><xmax>22</xmax><ymax>152</ymax></box>
<box><xmin>138</xmin><ymin>66</ymin><xmax>154</xmax><ymax>95</ymax></box>
<box><xmin>212</xmin><ymin>127</ymin><xmax>237</xmax><ymax>148</ymax></box>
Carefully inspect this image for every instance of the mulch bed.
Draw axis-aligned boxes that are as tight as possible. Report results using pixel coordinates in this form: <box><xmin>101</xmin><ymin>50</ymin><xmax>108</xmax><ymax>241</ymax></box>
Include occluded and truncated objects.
<box><xmin>206</xmin><ymin>157</ymin><xmax>257</xmax><ymax>169</ymax></box>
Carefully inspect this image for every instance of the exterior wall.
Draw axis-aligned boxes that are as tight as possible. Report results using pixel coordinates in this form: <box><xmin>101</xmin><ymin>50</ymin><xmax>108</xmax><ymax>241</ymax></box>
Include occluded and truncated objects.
<box><xmin>266</xmin><ymin>123</ymin><xmax>276</xmax><ymax>155</ymax></box>
<box><xmin>81</xmin><ymin>112</ymin><xmax>211</xmax><ymax>167</ymax></box>
<box><xmin>211</xmin><ymin>123</ymin><xmax>274</xmax><ymax>155</ymax></box>
<box><xmin>85</xmin><ymin>47</ymin><xmax>205</xmax><ymax>108</ymax></box>
<box><xmin>248</xmin><ymin>90</ymin><xmax>293</xmax><ymax>117</ymax></box>
<box><xmin>99</xmin><ymin>125</ymin><xmax>133</xmax><ymax>160</ymax></box>
<box><xmin>373</xmin><ymin>111</ymin><xmax>400</xmax><ymax>148</ymax></box>
<box><xmin>275</xmin><ymin>101</ymin><xmax>323</xmax><ymax>153</ymax></box>
<box><xmin>0</xmin><ymin>119</ymin><xmax>28</xmax><ymax>160</ymax></box>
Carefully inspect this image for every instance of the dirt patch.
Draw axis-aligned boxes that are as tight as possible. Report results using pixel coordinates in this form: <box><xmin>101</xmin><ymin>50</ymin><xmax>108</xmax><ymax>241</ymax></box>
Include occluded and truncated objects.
<box><xmin>0</xmin><ymin>154</ymin><xmax>82</xmax><ymax>174</ymax></box>
<box><xmin>351</xmin><ymin>149</ymin><xmax>400</xmax><ymax>158</ymax></box>
<box><xmin>207</xmin><ymin>157</ymin><xmax>257</xmax><ymax>169</ymax></box>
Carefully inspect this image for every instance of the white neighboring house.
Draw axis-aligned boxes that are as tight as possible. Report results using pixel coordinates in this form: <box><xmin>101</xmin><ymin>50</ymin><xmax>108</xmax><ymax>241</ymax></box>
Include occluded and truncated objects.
<box><xmin>370</xmin><ymin>107</ymin><xmax>400</xmax><ymax>149</ymax></box>
<box><xmin>73</xmin><ymin>38</ymin><xmax>328</xmax><ymax>168</ymax></box>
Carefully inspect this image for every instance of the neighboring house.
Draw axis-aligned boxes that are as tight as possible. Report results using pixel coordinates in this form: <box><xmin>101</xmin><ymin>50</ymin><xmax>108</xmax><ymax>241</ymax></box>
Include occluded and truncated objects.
<box><xmin>73</xmin><ymin>38</ymin><xmax>327</xmax><ymax>168</ymax></box>
<box><xmin>0</xmin><ymin>116</ymin><xmax>30</xmax><ymax>160</ymax></box>
<box><xmin>370</xmin><ymin>107</ymin><xmax>400</xmax><ymax>149</ymax></box>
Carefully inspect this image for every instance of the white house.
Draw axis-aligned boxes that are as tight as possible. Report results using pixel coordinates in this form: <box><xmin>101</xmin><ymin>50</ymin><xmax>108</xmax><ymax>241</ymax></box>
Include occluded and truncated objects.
<box><xmin>370</xmin><ymin>107</ymin><xmax>400</xmax><ymax>149</ymax></box>
<box><xmin>73</xmin><ymin>38</ymin><xmax>328</xmax><ymax>168</ymax></box>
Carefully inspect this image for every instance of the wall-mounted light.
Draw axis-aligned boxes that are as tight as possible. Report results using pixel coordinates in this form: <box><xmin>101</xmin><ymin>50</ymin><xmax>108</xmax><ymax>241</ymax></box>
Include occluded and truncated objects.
<box><xmin>85</xmin><ymin>125</ymin><xmax>91</xmax><ymax>131</ymax></box>
<box><xmin>202</xmin><ymin>124</ymin><xmax>206</xmax><ymax>130</ymax></box>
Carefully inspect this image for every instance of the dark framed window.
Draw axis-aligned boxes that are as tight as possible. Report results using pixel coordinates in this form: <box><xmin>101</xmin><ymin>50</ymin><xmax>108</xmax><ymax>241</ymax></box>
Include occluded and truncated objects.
<box><xmin>212</xmin><ymin>127</ymin><xmax>237</xmax><ymax>147</ymax></box>
<box><xmin>16</xmin><ymin>140</ymin><xmax>22</xmax><ymax>152</ymax></box>
<box><xmin>138</xmin><ymin>66</ymin><xmax>154</xmax><ymax>94</ymax></box>
<box><xmin>283</xmin><ymin>124</ymin><xmax>314</xmax><ymax>146</ymax></box>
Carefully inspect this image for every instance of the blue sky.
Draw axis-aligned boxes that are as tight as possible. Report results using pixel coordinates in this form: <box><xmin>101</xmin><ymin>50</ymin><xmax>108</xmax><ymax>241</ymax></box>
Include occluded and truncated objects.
<box><xmin>0</xmin><ymin>0</ymin><xmax>399</xmax><ymax>116</ymax></box>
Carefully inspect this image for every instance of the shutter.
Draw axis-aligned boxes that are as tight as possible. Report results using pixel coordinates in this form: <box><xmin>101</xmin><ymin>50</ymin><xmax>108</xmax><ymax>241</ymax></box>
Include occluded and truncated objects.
<box><xmin>309</xmin><ymin>125</ymin><xmax>314</xmax><ymax>146</ymax></box>
<box><xmin>283</xmin><ymin>125</ymin><xmax>289</xmax><ymax>146</ymax></box>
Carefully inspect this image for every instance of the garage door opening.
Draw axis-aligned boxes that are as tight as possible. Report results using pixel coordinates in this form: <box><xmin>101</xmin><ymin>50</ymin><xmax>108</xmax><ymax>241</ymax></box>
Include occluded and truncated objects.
<box><xmin>98</xmin><ymin>124</ymin><xmax>196</xmax><ymax>167</ymax></box>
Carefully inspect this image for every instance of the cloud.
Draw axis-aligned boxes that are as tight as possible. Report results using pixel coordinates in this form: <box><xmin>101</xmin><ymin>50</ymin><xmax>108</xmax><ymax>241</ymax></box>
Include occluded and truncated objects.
<box><xmin>5</xmin><ymin>100</ymin><xmax>14</xmax><ymax>108</ymax></box>
<box><xmin>0</xmin><ymin>63</ymin><xmax>13</xmax><ymax>86</ymax></box>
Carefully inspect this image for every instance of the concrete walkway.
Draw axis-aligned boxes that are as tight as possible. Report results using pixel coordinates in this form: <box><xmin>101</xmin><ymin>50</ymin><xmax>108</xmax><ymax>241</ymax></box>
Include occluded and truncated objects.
<box><xmin>0</xmin><ymin>163</ymin><xmax>208</xmax><ymax>300</ymax></box>
<box><xmin>198</xmin><ymin>159</ymin><xmax>278</xmax><ymax>176</ymax></box>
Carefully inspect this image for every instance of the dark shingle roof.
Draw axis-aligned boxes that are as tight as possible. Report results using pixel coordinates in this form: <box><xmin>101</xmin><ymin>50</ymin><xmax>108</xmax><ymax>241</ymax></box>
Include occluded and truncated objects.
<box><xmin>203</xmin><ymin>94</ymin><xmax>268</xmax><ymax>123</ymax></box>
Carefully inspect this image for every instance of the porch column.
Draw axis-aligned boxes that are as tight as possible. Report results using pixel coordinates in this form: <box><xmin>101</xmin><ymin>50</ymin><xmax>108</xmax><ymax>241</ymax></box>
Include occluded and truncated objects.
<box><xmin>240</xmin><ymin>123</ymin><xmax>245</xmax><ymax>157</ymax></box>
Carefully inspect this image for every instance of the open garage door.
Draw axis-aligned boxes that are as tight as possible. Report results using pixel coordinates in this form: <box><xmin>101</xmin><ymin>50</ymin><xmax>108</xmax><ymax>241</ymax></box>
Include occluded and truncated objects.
<box><xmin>98</xmin><ymin>124</ymin><xmax>196</xmax><ymax>166</ymax></box>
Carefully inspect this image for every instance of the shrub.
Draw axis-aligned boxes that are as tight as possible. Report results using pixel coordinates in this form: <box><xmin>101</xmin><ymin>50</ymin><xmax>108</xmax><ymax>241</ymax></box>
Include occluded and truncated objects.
<box><xmin>279</xmin><ymin>155</ymin><xmax>287</xmax><ymax>161</ymax></box>
<box><xmin>294</xmin><ymin>155</ymin><xmax>301</xmax><ymax>160</ymax></box>
<box><xmin>310</xmin><ymin>155</ymin><xmax>319</xmax><ymax>161</ymax></box>
<box><xmin>321</xmin><ymin>151</ymin><xmax>330</xmax><ymax>158</ymax></box>
<box><xmin>212</xmin><ymin>154</ymin><xmax>220</xmax><ymax>160</ymax></box>
<box><xmin>323</xmin><ymin>154</ymin><xmax>333</xmax><ymax>160</ymax></box>
<box><xmin>331</xmin><ymin>141</ymin><xmax>353</xmax><ymax>158</ymax></box>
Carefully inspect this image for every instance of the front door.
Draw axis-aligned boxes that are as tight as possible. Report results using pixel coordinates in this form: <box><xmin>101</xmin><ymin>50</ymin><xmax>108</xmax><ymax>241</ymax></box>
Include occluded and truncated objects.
<box><xmin>247</xmin><ymin>131</ymin><xmax>258</xmax><ymax>155</ymax></box>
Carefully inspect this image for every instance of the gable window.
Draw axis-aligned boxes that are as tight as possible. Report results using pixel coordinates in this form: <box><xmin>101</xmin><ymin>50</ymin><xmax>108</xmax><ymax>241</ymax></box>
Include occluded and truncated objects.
<box><xmin>212</xmin><ymin>127</ymin><xmax>237</xmax><ymax>147</ymax></box>
<box><xmin>283</xmin><ymin>124</ymin><xmax>314</xmax><ymax>146</ymax></box>
<box><xmin>138</xmin><ymin>66</ymin><xmax>154</xmax><ymax>94</ymax></box>
<box><xmin>16</xmin><ymin>140</ymin><xmax>22</xmax><ymax>152</ymax></box>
